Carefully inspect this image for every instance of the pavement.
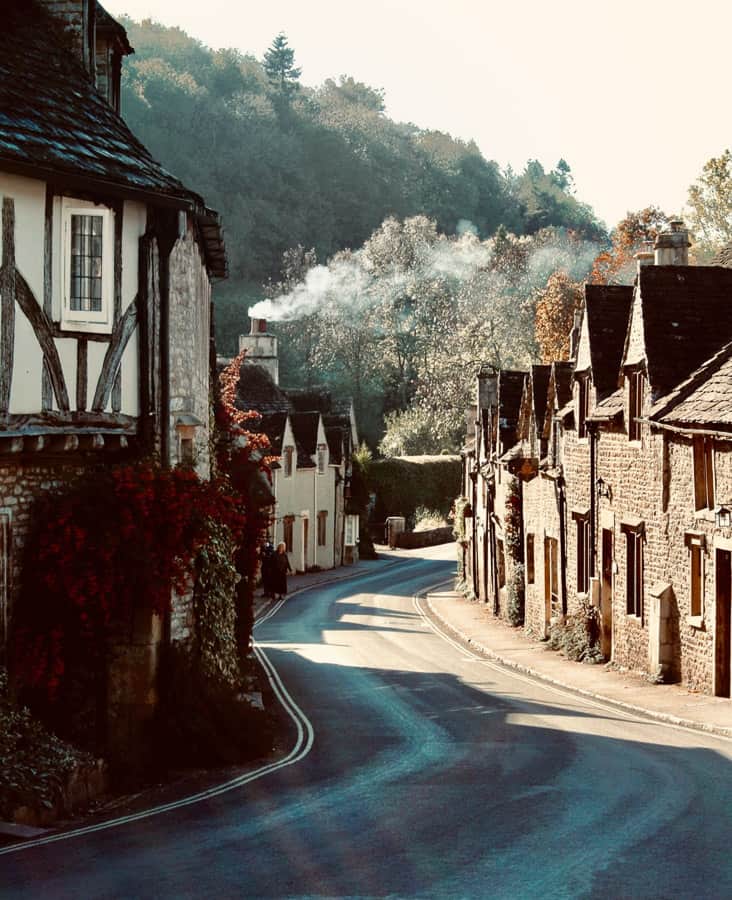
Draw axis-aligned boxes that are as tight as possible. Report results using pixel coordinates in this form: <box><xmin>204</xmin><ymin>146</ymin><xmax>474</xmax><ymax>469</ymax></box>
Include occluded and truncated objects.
<box><xmin>257</xmin><ymin>547</ymin><xmax>732</xmax><ymax>739</ymax></box>
<box><xmin>424</xmin><ymin>584</ymin><xmax>732</xmax><ymax>740</ymax></box>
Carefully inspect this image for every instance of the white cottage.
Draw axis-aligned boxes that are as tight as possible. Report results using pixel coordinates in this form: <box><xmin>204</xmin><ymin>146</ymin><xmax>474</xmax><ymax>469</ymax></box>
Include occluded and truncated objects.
<box><xmin>236</xmin><ymin>319</ymin><xmax>359</xmax><ymax>573</ymax></box>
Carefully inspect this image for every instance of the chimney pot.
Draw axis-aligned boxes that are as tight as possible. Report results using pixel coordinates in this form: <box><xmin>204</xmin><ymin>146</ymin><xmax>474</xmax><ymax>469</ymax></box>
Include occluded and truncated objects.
<box><xmin>654</xmin><ymin>220</ymin><xmax>690</xmax><ymax>266</ymax></box>
<box><xmin>250</xmin><ymin>317</ymin><xmax>268</xmax><ymax>335</ymax></box>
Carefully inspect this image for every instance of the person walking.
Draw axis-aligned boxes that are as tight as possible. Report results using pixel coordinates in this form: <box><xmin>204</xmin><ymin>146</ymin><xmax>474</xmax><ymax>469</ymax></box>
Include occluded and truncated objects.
<box><xmin>260</xmin><ymin>542</ymin><xmax>275</xmax><ymax>599</ymax></box>
<box><xmin>272</xmin><ymin>541</ymin><xmax>292</xmax><ymax>600</ymax></box>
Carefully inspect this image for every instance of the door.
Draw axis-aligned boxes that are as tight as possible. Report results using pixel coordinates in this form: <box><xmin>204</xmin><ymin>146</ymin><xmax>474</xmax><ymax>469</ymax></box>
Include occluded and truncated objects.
<box><xmin>600</xmin><ymin>528</ymin><xmax>613</xmax><ymax>659</ymax></box>
<box><xmin>303</xmin><ymin>518</ymin><xmax>309</xmax><ymax>571</ymax></box>
<box><xmin>715</xmin><ymin>549</ymin><xmax>732</xmax><ymax>697</ymax></box>
<box><xmin>544</xmin><ymin>537</ymin><xmax>558</xmax><ymax>634</ymax></box>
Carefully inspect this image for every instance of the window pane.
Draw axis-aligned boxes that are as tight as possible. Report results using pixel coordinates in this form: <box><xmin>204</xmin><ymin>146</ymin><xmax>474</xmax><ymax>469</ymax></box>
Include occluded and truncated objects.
<box><xmin>69</xmin><ymin>214</ymin><xmax>104</xmax><ymax>313</ymax></box>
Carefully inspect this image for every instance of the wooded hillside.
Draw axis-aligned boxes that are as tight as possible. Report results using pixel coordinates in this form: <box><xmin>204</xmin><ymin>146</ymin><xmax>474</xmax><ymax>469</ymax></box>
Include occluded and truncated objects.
<box><xmin>119</xmin><ymin>20</ymin><xmax>605</xmax><ymax>354</ymax></box>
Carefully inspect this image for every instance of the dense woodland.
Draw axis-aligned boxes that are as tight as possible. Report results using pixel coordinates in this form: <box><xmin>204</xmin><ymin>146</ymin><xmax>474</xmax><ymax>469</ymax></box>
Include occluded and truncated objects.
<box><xmin>120</xmin><ymin>23</ymin><xmax>602</xmax><ymax>333</ymax></box>
<box><xmin>120</xmin><ymin>20</ymin><xmax>731</xmax><ymax>450</ymax></box>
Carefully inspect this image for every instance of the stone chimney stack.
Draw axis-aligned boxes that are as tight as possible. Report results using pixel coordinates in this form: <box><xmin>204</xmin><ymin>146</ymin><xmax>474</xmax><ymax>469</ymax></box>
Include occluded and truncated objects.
<box><xmin>635</xmin><ymin>246</ymin><xmax>655</xmax><ymax>275</ymax></box>
<box><xmin>41</xmin><ymin>1</ymin><xmax>96</xmax><ymax>76</ymax></box>
<box><xmin>654</xmin><ymin>220</ymin><xmax>690</xmax><ymax>266</ymax></box>
<box><xmin>239</xmin><ymin>318</ymin><xmax>279</xmax><ymax>385</ymax></box>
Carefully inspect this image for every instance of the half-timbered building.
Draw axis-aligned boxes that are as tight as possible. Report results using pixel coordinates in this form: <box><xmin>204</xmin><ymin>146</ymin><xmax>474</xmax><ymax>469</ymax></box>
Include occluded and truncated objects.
<box><xmin>0</xmin><ymin>0</ymin><xmax>225</xmax><ymax>692</ymax></box>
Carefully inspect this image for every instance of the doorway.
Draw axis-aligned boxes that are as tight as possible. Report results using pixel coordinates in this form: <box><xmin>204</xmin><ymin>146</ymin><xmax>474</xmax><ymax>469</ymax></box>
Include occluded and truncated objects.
<box><xmin>544</xmin><ymin>537</ymin><xmax>559</xmax><ymax>635</ymax></box>
<box><xmin>303</xmin><ymin>517</ymin><xmax>309</xmax><ymax>571</ymax></box>
<box><xmin>715</xmin><ymin>549</ymin><xmax>732</xmax><ymax>697</ymax></box>
<box><xmin>600</xmin><ymin>528</ymin><xmax>613</xmax><ymax>659</ymax></box>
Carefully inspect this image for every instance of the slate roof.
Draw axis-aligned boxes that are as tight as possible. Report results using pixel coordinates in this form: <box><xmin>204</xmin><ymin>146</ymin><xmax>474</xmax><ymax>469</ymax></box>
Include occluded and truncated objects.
<box><xmin>588</xmin><ymin>388</ymin><xmax>624</xmax><ymax>422</ymax></box>
<box><xmin>236</xmin><ymin>364</ymin><xmax>290</xmax><ymax>416</ymax></box>
<box><xmin>584</xmin><ymin>284</ymin><xmax>634</xmax><ymax>400</ymax></box>
<box><xmin>497</xmin><ymin>370</ymin><xmax>527</xmax><ymax>451</ymax></box>
<box><xmin>530</xmin><ymin>365</ymin><xmax>551</xmax><ymax>436</ymax></box>
<box><xmin>649</xmin><ymin>341</ymin><xmax>732</xmax><ymax>431</ymax></box>
<box><xmin>258</xmin><ymin>412</ymin><xmax>288</xmax><ymax>455</ymax></box>
<box><xmin>290</xmin><ymin>412</ymin><xmax>320</xmax><ymax>460</ymax></box>
<box><xmin>636</xmin><ymin>266</ymin><xmax>732</xmax><ymax>401</ymax></box>
<box><xmin>0</xmin><ymin>0</ymin><xmax>226</xmax><ymax>276</ymax></box>
<box><xmin>551</xmin><ymin>361</ymin><xmax>575</xmax><ymax>411</ymax></box>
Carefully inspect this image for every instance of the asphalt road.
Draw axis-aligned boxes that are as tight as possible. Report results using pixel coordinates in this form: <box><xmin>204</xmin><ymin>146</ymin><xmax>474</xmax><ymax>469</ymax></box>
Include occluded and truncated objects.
<box><xmin>4</xmin><ymin>544</ymin><xmax>732</xmax><ymax>899</ymax></box>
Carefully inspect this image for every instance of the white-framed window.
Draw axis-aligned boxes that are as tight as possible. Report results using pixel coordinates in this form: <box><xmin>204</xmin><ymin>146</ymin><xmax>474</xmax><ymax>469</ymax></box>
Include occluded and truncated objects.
<box><xmin>628</xmin><ymin>370</ymin><xmax>644</xmax><ymax>442</ymax></box>
<box><xmin>60</xmin><ymin>198</ymin><xmax>114</xmax><ymax>333</ymax></box>
<box><xmin>317</xmin><ymin>443</ymin><xmax>327</xmax><ymax>475</ymax></box>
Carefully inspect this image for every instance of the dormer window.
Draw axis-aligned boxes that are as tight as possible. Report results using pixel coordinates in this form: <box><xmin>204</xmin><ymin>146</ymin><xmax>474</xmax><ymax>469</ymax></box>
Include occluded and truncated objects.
<box><xmin>577</xmin><ymin>374</ymin><xmax>590</xmax><ymax>439</ymax></box>
<box><xmin>60</xmin><ymin>199</ymin><xmax>114</xmax><ymax>333</ymax></box>
<box><xmin>628</xmin><ymin>369</ymin><xmax>645</xmax><ymax>442</ymax></box>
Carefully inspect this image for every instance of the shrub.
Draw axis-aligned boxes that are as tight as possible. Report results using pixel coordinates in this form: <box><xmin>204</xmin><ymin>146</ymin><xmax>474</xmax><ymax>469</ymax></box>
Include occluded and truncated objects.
<box><xmin>549</xmin><ymin>598</ymin><xmax>603</xmax><ymax>663</ymax></box>
<box><xmin>507</xmin><ymin>563</ymin><xmax>525</xmax><ymax>626</ymax></box>
<box><xmin>0</xmin><ymin>667</ymin><xmax>92</xmax><ymax>820</ymax></box>
<box><xmin>369</xmin><ymin>455</ymin><xmax>461</xmax><ymax>524</ymax></box>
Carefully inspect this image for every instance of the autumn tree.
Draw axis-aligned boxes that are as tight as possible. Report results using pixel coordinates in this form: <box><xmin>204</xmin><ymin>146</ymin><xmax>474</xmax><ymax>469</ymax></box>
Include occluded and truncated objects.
<box><xmin>534</xmin><ymin>271</ymin><xmax>583</xmax><ymax>363</ymax></box>
<box><xmin>590</xmin><ymin>206</ymin><xmax>671</xmax><ymax>284</ymax></box>
<box><xmin>687</xmin><ymin>149</ymin><xmax>732</xmax><ymax>257</ymax></box>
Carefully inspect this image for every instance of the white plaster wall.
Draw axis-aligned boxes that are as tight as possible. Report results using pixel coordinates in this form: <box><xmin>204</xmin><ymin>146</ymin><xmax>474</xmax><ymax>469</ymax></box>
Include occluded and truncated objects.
<box><xmin>87</xmin><ymin>340</ymin><xmax>108</xmax><ymax>411</ymax></box>
<box><xmin>121</xmin><ymin>329</ymin><xmax>139</xmax><ymax>415</ymax></box>
<box><xmin>9</xmin><ymin>314</ymin><xmax>43</xmax><ymax>412</ymax></box>
<box><xmin>0</xmin><ymin>173</ymin><xmax>45</xmax><ymax>304</ymax></box>
<box><xmin>53</xmin><ymin>338</ymin><xmax>77</xmax><ymax>412</ymax></box>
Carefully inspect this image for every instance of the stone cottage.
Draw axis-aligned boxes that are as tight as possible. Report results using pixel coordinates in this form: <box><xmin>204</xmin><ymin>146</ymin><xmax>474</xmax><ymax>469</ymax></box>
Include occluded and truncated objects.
<box><xmin>460</xmin><ymin>221</ymin><xmax>732</xmax><ymax>698</ymax></box>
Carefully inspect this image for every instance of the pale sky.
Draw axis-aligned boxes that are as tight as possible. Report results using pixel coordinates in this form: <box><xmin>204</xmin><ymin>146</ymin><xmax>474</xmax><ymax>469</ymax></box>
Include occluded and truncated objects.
<box><xmin>106</xmin><ymin>0</ymin><xmax>731</xmax><ymax>229</ymax></box>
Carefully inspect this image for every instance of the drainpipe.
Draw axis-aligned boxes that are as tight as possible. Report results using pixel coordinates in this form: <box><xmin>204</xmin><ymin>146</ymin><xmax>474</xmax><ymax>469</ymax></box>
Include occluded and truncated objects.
<box><xmin>555</xmin><ymin>473</ymin><xmax>568</xmax><ymax>616</ymax></box>
<box><xmin>588</xmin><ymin>422</ymin><xmax>598</xmax><ymax>579</ymax></box>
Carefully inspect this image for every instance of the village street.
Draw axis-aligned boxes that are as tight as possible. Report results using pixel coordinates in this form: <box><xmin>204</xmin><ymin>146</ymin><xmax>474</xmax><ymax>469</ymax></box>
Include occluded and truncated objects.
<box><xmin>3</xmin><ymin>544</ymin><xmax>732</xmax><ymax>898</ymax></box>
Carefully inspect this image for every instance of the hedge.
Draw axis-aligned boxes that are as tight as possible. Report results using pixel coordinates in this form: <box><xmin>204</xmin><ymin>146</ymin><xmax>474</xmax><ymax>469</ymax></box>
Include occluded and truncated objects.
<box><xmin>369</xmin><ymin>455</ymin><xmax>462</xmax><ymax>525</ymax></box>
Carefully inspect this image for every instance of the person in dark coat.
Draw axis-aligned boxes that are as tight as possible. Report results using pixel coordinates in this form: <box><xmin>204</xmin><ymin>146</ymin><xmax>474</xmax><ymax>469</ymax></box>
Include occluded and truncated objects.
<box><xmin>260</xmin><ymin>542</ymin><xmax>275</xmax><ymax>599</ymax></box>
<box><xmin>272</xmin><ymin>541</ymin><xmax>292</xmax><ymax>600</ymax></box>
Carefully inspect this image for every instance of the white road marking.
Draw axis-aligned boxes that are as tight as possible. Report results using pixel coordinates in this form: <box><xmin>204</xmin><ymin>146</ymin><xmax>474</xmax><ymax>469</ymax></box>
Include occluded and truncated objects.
<box><xmin>0</xmin><ymin>605</ymin><xmax>315</xmax><ymax>856</ymax></box>
<box><xmin>413</xmin><ymin>587</ymin><xmax>732</xmax><ymax>744</ymax></box>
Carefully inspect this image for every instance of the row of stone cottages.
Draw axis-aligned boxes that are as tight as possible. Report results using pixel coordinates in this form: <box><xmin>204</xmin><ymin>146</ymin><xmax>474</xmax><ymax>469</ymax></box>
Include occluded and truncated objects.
<box><xmin>460</xmin><ymin>222</ymin><xmax>732</xmax><ymax>698</ymax></box>
<box><xmin>0</xmin><ymin>0</ymin><xmax>356</xmax><ymax>761</ymax></box>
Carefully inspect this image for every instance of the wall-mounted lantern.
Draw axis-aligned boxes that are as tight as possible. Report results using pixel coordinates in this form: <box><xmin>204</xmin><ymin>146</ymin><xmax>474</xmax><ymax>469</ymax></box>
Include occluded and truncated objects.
<box><xmin>715</xmin><ymin>504</ymin><xmax>732</xmax><ymax>529</ymax></box>
<box><xmin>596</xmin><ymin>476</ymin><xmax>612</xmax><ymax>500</ymax></box>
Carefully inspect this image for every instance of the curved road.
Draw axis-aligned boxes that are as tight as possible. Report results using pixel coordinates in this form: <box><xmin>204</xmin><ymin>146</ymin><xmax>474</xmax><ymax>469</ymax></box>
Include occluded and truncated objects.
<box><xmin>3</xmin><ymin>544</ymin><xmax>732</xmax><ymax>898</ymax></box>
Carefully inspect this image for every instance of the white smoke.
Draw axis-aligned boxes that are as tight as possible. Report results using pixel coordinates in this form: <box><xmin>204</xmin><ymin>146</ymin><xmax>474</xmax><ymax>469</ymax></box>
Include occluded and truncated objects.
<box><xmin>248</xmin><ymin>219</ymin><xmax>601</xmax><ymax>323</ymax></box>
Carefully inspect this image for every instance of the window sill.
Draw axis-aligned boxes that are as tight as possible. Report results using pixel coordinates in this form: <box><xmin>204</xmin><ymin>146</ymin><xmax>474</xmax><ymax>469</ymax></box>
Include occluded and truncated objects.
<box><xmin>694</xmin><ymin>509</ymin><xmax>715</xmax><ymax>523</ymax></box>
<box><xmin>59</xmin><ymin>317</ymin><xmax>113</xmax><ymax>335</ymax></box>
<box><xmin>626</xmin><ymin>613</ymin><xmax>643</xmax><ymax>623</ymax></box>
<box><xmin>686</xmin><ymin>615</ymin><xmax>705</xmax><ymax>630</ymax></box>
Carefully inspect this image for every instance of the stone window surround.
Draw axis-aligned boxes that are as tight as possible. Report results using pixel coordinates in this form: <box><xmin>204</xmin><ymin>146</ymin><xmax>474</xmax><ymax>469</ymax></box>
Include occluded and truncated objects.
<box><xmin>621</xmin><ymin>518</ymin><xmax>645</xmax><ymax>622</ymax></box>
<box><xmin>692</xmin><ymin>435</ymin><xmax>715</xmax><ymax>513</ymax></box>
<box><xmin>684</xmin><ymin>531</ymin><xmax>706</xmax><ymax>628</ymax></box>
